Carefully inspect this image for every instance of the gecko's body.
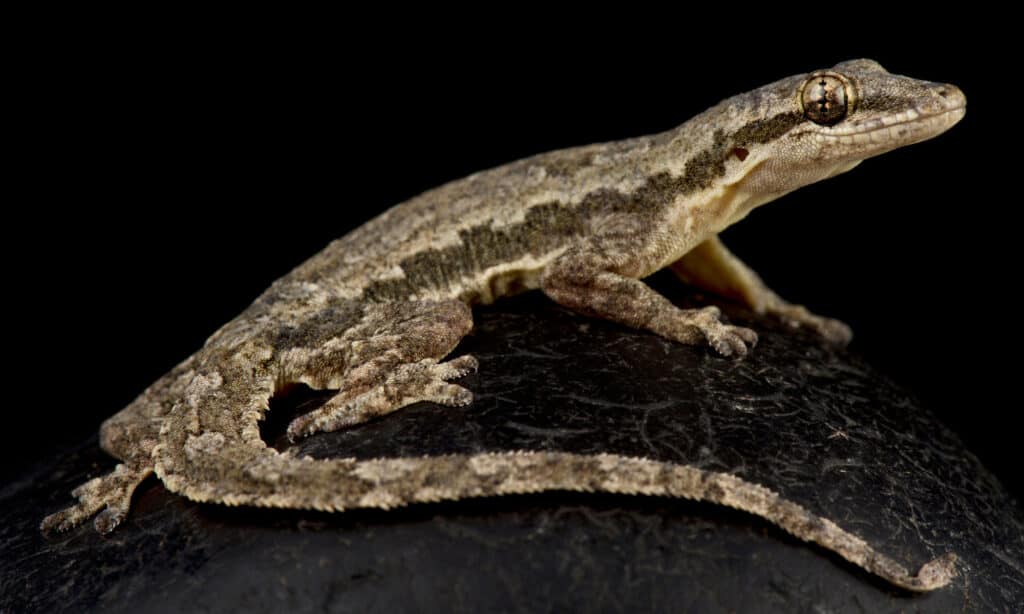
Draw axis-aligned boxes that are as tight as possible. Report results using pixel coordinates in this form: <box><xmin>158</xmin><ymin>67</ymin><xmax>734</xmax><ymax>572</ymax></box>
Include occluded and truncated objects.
<box><xmin>43</xmin><ymin>60</ymin><xmax>966</xmax><ymax>592</ymax></box>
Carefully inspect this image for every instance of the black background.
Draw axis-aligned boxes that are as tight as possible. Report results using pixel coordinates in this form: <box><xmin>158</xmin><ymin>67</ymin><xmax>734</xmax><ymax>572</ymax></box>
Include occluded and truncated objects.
<box><xmin>10</xmin><ymin>21</ymin><xmax>1019</xmax><ymax>502</ymax></box>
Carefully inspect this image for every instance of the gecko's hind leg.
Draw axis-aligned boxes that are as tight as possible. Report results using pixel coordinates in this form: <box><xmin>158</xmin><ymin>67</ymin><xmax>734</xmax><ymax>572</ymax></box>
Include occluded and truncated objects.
<box><xmin>41</xmin><ymin>355</ymin><xmax>197</xmax><ymax>534</ymax></box>
<box><xmin>40</xmin><ymin>463</ymin><xmax>152</xmax><ymax>534</ymax></box>
<box><xmin>282</xmin><ymin>299</ymin><xmax>477</xmax><ymax>441</ymax></box>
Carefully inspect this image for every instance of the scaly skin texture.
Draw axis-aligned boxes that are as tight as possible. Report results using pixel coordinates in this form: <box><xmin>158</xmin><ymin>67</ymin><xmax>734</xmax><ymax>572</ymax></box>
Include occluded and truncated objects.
<box><xmin>42</xmin><ymin>59</ymin><xmax>966</xmax><ymax>592</ymax></box>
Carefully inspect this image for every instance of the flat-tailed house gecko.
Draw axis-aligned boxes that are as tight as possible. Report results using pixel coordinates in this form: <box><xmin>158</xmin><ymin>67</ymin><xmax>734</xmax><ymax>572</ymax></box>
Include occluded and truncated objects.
<box><xmin>42</xmin><ymin>59</ymin><xmax>966</xmax><ymax>592</ymax></box>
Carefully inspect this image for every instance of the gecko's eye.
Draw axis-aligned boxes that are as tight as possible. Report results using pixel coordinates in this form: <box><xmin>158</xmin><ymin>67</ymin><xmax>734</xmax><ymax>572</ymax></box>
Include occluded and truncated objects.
<box><xmin>801</xmin><ymin>75</ymin><xmax>848</xmax><ymax>126</ymax></box>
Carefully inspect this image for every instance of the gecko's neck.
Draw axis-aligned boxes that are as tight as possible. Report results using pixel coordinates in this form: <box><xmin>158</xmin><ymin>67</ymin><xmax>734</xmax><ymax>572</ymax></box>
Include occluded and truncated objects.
<box><xmin>612</xmin><ymin>117</ymin><xmax>786</xmax><ymax>273</ymax></box>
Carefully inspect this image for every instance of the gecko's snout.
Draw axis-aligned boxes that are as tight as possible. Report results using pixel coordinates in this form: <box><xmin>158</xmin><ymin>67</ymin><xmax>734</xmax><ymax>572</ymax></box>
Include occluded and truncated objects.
<box><xmin>933</xmin><ymin>83</ymin><xmax>963</xmax><ymax>102</ymax></box>
<box><xmin>930</xmin><ymin>83</ymin><xmax>966</xmax><ymax>113</ymax></box>
<box><xmin>920</xmin><ymin>82</ymin><xmax>966</xmax><ymax>136</ymax></box>
<box><xmin>912</xmin><ymin>82</ymin><xmax>966</xmax><ymax>131</ymax></box>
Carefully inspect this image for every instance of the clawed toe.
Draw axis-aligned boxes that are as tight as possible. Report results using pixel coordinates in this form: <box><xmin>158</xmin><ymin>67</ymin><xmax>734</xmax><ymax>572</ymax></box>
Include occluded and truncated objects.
<box><xmin>41</xmin><ymin>464</ymin><xmax>150</xmax><ymax>534</ymax></box>
<box><xmin>427</xmin><ymin>382</ymin><xmax>474</xmax><ymax>406</ymax></box>
<box><xmin>41</xmin><ymin>506</ymin><xmax>90</xmax><ymax>533</ymax></box>
<box><xmin>434</xmin><ymin>355</ymin><xmax>479</xmax><ymax>380</ymax></box>
<box><xmin>784</xmin><ymin>314</ymin><xmax>852</xmax><ymax>346</ymax></box>
<box><xmin>817</xmin><ymin>318</ymin><xmax>853</xmax><ymax>346</ymax></box>
<box><xmin>93</xmin><ymin>506</ymin><xmax>128</xmax><ymax>535</ymax></box>
<box><xmin>696</xmin><ymin>309</ymin><xmax>757</xmax><ymax>358</ymax></box>
<box><xmin>708</xmin><ymin>325</ymin><xmax>758</xmax><ymax>357</ymax></box>
<box><xmin>771</xmin><ymin>304</ymin><xmax>852</xmax><ymax>346</ymax></box>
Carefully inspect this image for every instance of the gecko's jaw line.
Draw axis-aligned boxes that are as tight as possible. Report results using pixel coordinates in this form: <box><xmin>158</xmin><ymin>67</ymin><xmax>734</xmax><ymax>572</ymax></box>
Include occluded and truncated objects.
<box><xmin>816</xmin><ymin>106</ymin><xmax>966</xmax><ymax>147</ymax></box>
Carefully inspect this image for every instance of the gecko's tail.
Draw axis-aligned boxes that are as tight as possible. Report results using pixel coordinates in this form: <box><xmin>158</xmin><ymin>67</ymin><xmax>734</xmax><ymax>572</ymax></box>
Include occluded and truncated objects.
<box><xmin>159</xmin><ymin>445</ymin><xmax>956</xmax><ymax>592</ymax></box>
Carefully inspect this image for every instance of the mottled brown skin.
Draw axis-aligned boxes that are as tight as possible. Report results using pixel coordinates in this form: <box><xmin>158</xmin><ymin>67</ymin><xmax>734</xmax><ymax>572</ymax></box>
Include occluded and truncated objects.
<box><xmin>42</xmin><ymin>60</ymin><xmax>966</xmax><ymax>592</ymax></box>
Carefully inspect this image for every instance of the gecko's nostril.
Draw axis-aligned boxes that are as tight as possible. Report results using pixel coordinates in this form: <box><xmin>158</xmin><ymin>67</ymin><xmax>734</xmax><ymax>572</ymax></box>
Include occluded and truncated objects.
<box><xmin>932</xmin><ymin>84</ymin><xmax>966</xmax><ymax>110</ymax></box>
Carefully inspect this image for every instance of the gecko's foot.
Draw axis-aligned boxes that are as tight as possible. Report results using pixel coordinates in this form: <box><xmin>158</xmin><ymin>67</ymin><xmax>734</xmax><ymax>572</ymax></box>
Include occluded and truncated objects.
<box><xmin>286</xmin><ymin>354</ymin><xmax>479</xmax><ymax>441</ymax></box>
<box><xmin>770</xmin><ymin>304</ymin><xmax>852</xmax><ymax>346</ymax></box>
<box><xmin>686</xmin><ymin>306</ymin><xmax>758</xmax><ymax>357</ymax></box>
<box><xmin>41</xmin><ymin>463</ymin><xmax>151</xmax><ymax>534</ymax></box>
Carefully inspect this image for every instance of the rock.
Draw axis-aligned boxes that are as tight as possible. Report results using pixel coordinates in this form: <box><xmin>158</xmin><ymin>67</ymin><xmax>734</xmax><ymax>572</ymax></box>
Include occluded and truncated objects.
<box><xmin>4</xmin><ymin>279</ymin><xmax>1022</xmax><ymax>612</ymax></box>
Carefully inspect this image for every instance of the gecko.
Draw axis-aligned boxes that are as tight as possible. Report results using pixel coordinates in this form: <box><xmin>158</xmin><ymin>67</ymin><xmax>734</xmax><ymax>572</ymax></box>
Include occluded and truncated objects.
<box><xmin>42</xmin><ymin>59</ymin><xmax>966</xmax><ymax>592</ymax></box>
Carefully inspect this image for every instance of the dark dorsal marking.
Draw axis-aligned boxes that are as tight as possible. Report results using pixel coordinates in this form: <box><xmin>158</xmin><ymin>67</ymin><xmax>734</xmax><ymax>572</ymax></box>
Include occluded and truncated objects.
<box><xmin>360</xmin><ymin>111</ymin><xmax>804</xmax><ymax>302</ymax></box>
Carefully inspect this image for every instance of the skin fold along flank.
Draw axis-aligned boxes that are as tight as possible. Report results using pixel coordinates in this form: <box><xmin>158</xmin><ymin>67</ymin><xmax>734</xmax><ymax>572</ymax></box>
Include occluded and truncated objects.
<box><xmin>42</xmin><ymin>59</ymin><xmax>966</xmax><ymax>593</ymax></box>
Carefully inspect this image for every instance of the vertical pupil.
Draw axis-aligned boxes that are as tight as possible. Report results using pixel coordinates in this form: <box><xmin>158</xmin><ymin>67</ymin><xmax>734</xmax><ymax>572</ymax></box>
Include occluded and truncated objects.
<box><xmin>803</xmin><ymin>76</ymin><xmax>847</xmax><ymax>124</ymax></box>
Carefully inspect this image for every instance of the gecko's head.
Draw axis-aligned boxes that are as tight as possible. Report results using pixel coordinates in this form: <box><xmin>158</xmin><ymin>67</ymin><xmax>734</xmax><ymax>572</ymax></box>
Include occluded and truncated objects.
<box><xmin>712</xmin><ymin>59</ymin><xmax>966</xmax><ymax>201</ymax></box>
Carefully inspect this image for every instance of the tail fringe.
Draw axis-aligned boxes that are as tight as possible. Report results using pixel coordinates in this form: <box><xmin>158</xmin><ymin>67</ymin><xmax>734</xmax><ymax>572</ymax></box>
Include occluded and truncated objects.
<box><xmin>165</xmin><ymin>448</ymin><xmax>956</xmax><ymax>592</ymax></box>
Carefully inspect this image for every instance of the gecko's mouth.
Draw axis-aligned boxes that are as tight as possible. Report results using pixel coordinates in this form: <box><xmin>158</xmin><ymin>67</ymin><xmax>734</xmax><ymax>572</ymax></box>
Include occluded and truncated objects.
<box><xmin>820</xmin><ymin>106</ymin><xmax>966</xmax><ymax>146</ymax></box>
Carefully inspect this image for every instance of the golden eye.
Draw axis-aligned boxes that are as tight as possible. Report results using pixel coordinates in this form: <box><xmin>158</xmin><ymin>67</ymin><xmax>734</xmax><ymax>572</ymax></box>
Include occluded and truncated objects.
<box><xmin>801</xmin><ymin>75</ymin><xmax>848</xmax><ymax>125</ymax></box>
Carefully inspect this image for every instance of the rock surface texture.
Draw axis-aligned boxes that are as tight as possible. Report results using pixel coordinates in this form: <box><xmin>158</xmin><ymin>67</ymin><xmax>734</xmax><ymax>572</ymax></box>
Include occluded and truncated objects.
<box><xmin>4</xmin><ymin>285</ymin><xmax>1023</xmax><ymax>612</ymax></box>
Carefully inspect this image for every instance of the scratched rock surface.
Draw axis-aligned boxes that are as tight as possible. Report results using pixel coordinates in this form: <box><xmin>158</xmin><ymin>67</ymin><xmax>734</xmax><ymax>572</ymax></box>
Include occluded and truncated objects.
<box><xmin>4</xmin><ymin>280</ymin><xmax>1023</xmax><ymax>613</ymax></box>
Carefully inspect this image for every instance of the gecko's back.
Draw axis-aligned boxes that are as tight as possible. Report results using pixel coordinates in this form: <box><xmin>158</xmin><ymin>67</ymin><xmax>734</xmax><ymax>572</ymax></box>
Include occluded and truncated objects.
<box><xmin>279</xmin><ymin>131</ymin><xmax>673</xmax><ymax>305</ymax></box>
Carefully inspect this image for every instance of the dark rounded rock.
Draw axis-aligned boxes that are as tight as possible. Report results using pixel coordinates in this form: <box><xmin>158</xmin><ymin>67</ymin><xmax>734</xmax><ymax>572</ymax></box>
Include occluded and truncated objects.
<box><xmin>4</xmin><ymin>281</ymin><xmax>1023</xmax><ymax>612</ymax></box>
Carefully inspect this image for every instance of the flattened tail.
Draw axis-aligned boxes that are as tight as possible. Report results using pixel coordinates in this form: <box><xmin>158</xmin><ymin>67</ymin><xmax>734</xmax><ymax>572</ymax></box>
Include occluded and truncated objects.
<box><xmin>158</xmin><ymin>446</ymin><xmax>956</xmax><ymax>592</ymax></box>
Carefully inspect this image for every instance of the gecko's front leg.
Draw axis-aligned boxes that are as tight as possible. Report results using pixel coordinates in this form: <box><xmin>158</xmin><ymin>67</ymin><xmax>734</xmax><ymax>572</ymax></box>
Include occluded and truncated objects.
<box><xmin>670</xmin><ymin>236</ymin><xmax>852</xmax><ymax>345</ymax></box>
<box><xmin>541</xmin><ymin>223</ymin><xmax>758</xmax><ymax>357</ymax></box>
